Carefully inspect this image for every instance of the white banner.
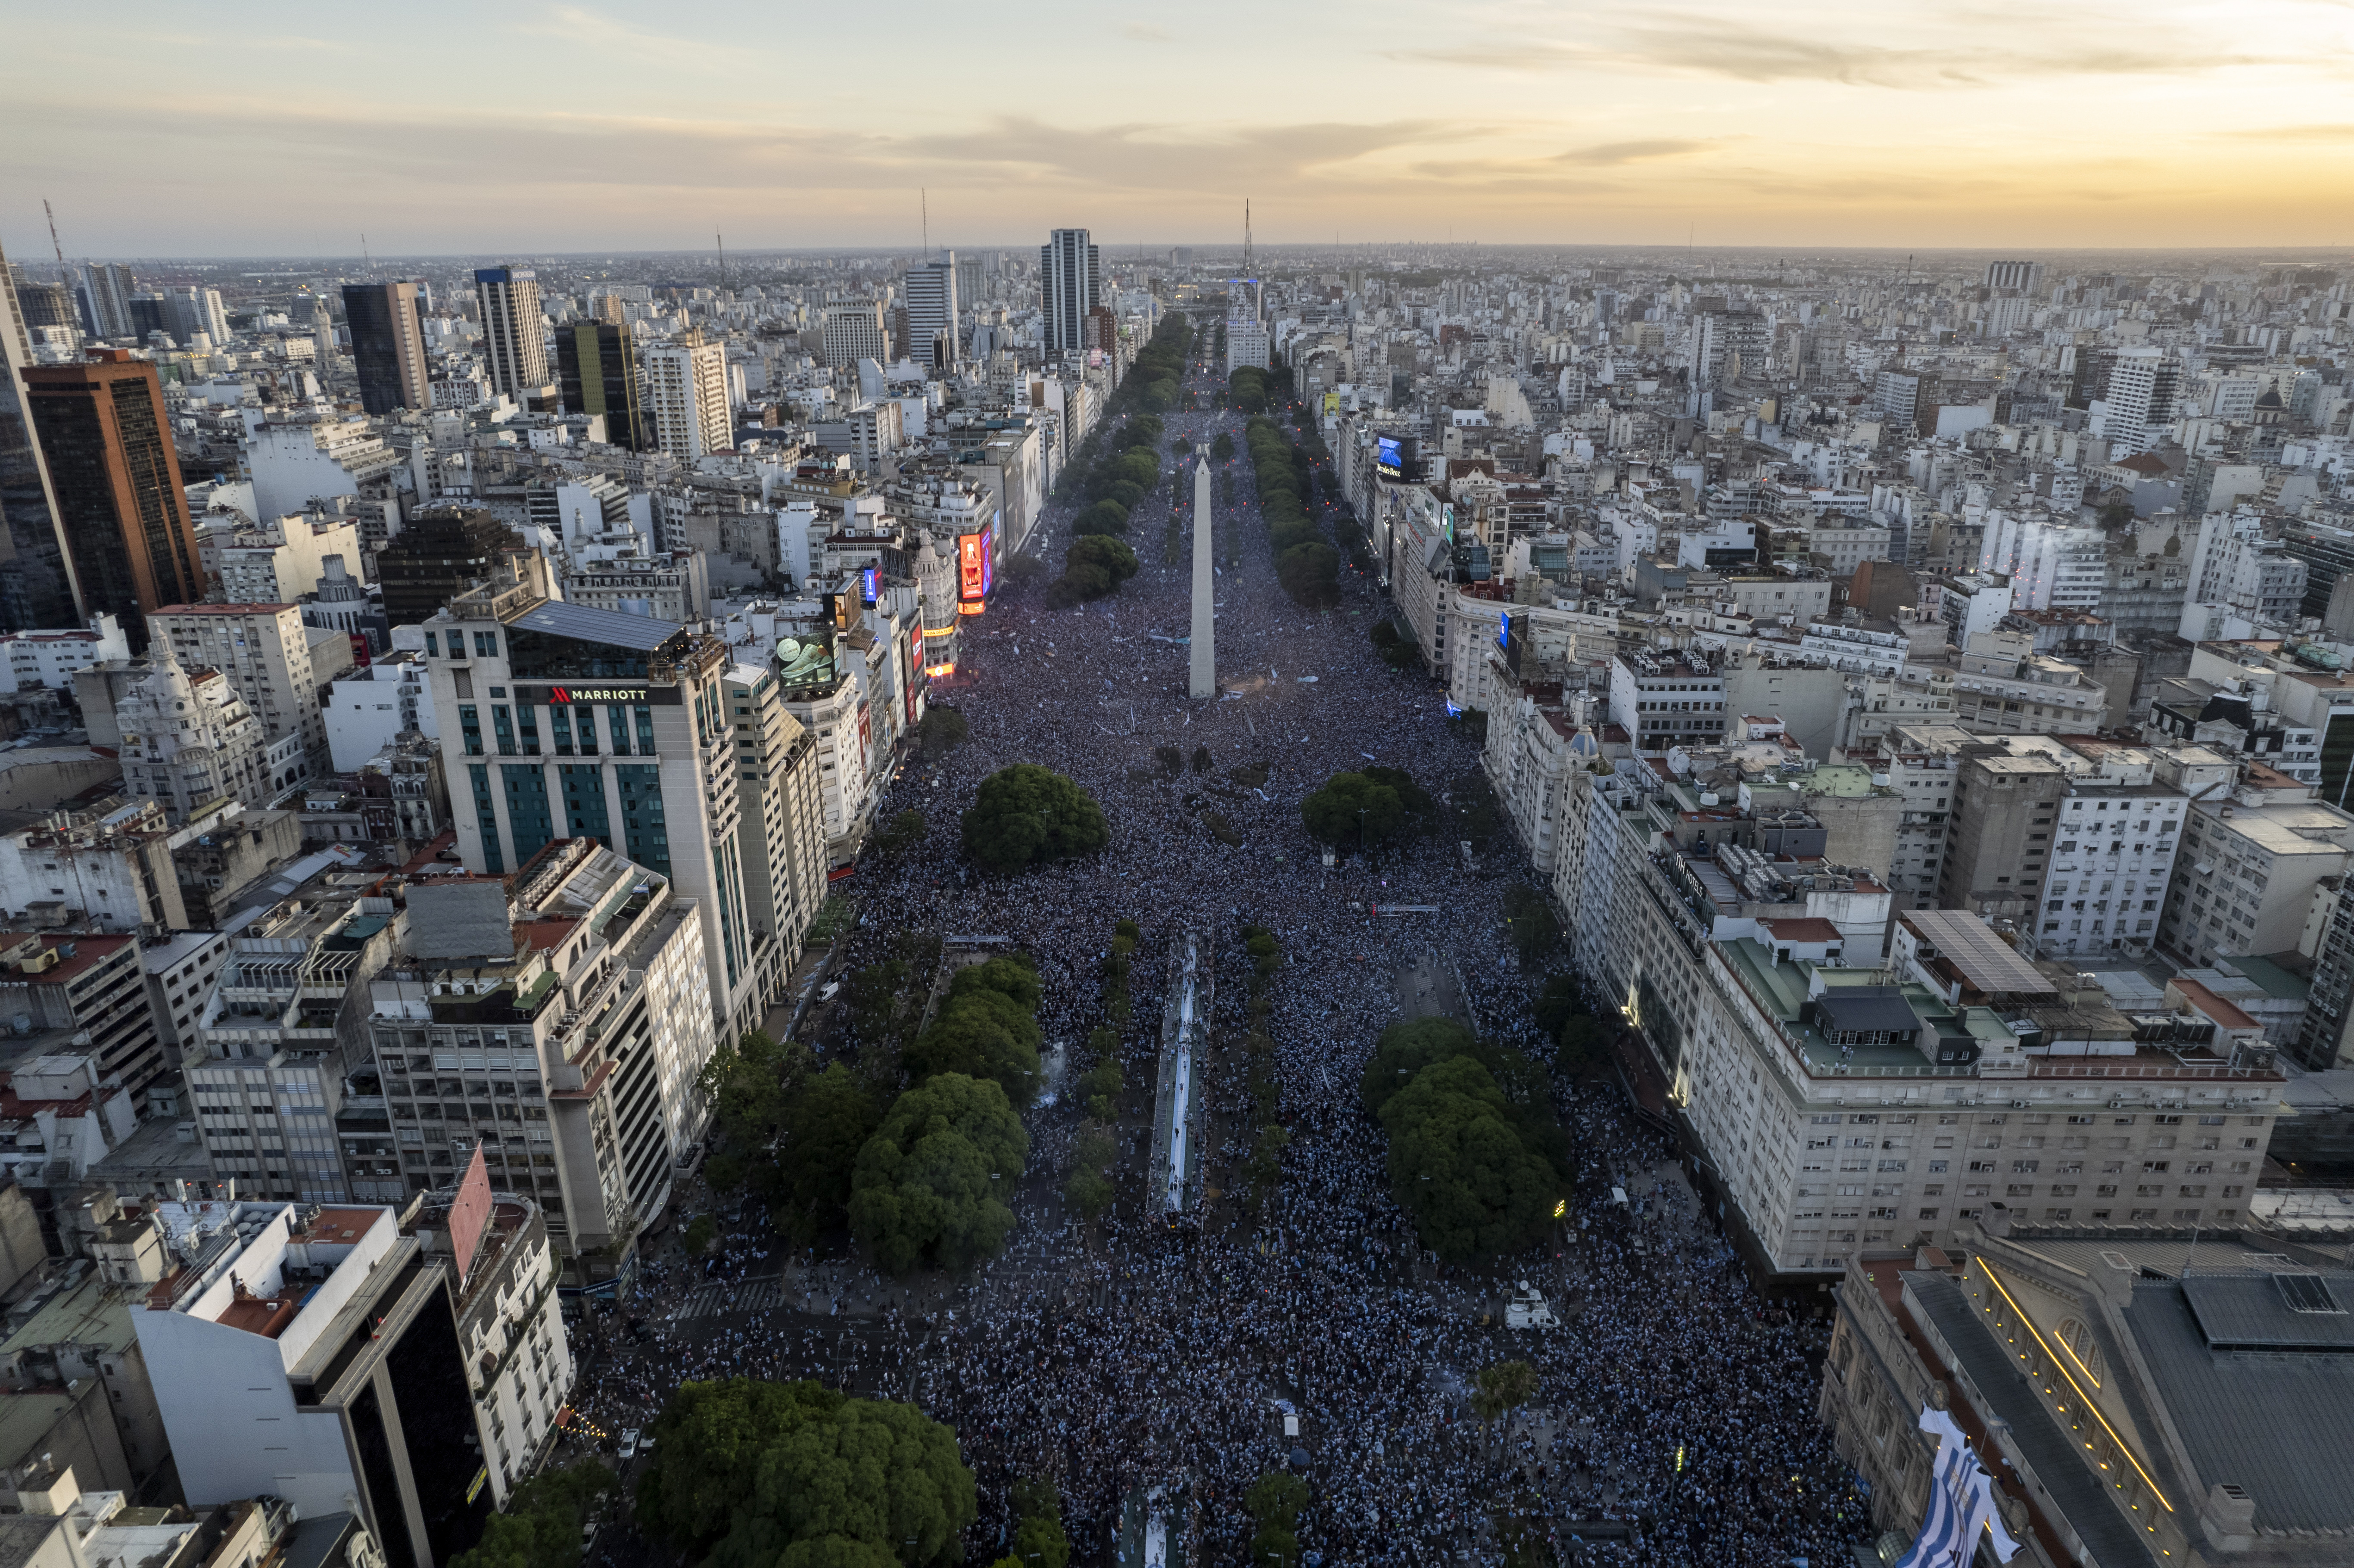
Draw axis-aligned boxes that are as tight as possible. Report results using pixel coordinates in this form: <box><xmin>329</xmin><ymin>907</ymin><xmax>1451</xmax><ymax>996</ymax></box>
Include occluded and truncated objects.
<box><xmin>1894</xmin><ymin>1406</ymin><xmax>2023</xmax><ymax>1568</ymax></box>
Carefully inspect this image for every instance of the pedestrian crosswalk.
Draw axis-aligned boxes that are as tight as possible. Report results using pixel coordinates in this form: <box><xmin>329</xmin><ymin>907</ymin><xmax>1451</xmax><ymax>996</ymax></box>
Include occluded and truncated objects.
<box><xmin>679</xmin><ymin>1275</ymin><xmax>785</xmax><ymax>1319</ymax></box>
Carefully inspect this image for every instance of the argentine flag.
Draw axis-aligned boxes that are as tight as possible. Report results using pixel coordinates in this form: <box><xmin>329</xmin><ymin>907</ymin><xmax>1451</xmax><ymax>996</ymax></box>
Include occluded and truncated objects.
<box><xmin>1894</xmin><ymin>1406</ymin><xmax>2024</xmax><ymax>1567</ymax></box>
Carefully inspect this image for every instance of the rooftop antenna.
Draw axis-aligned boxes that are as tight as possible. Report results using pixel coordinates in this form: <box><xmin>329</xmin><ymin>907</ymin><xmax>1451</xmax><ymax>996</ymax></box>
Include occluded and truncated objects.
<box><xmin>361</xmin><ymin>233</ymin><xmax>371</xmax><ymax>273</ymax></box>
<box><xmin>42</xmin><ymin>199</ymin><xmax>64</xmax><ymax>268</ymax></box>
<box><xmin>717</xmin><ymin>230</ymin><xmax>727</xmax><ymax>290</ymax></box>
<box><xmin>921</xmin><ymin>188</ymin><xmax>929</xmax><ymax>259</ymax></box>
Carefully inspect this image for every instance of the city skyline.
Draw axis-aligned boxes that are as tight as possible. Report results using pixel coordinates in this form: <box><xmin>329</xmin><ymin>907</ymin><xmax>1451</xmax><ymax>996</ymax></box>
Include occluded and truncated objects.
<box><xmin>6</xmin><ymin>0</ymin><xmax>2353</xmax><ymax>257</ymax></box>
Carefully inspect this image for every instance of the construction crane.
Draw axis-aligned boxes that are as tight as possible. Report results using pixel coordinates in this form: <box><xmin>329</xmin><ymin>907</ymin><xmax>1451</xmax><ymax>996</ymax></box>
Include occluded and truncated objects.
<box><xmin>42</xmin><ymin>199</ymin><xmax>65</xmax><ymax>267</ymax></box>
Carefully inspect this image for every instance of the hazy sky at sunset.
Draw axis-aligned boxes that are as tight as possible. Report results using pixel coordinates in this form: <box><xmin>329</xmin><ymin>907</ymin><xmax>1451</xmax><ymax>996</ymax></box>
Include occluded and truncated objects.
<box><xmin>6</xmin><ymin>0</ymin><xmax>2353</xmax><ymax>258</ymax></box>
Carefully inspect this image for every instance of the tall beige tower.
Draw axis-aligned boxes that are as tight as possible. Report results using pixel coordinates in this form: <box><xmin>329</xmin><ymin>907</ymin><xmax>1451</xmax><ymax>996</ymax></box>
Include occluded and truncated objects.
<box><xmin>1189</xmin><ymin>458</ymin><xmax>1214</xmax><ymax>698</ymax></box>
<box><xmin>475</xmin><ymin>265</ymin><xmax>549</xmax><ymax>400</ymax></box>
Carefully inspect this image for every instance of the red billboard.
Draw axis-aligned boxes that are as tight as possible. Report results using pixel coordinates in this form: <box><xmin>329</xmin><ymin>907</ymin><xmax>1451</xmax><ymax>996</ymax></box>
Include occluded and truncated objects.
<box><xmin>959</xmin><ymin>532</ymin><xmax>986</xmax><ymax>605</ymax></box>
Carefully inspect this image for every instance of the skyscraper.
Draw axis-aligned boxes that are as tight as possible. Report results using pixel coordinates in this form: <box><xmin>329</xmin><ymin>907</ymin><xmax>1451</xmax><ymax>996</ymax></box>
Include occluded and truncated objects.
<box><xmin>22</xmin><ymin>348</ymin><xmax>206</xmax><ymax>645</ymax></box>
<box><xmin>903</xmin><ymin>255</ymin><xmax>959</xmax><ymax>369</ymax></box>
<box><xmin>819</xmin><ymin>301</ymin><xmax>890</xmax><ymax>366</ymax></box>
<box><xmin>0</xmin><ymin>240</ymin><xmax>76</xmax><ymax>632</ymax></box>
<box><xmin>556</xmin><ymin>320</ymin><xmax>647</xmax><ymax>448</ymax></box>
<box><xmin>643</xmin><ymin>329</ymin><xmax>732</xmax><ymax>460</ymax></box>
<box><xmin>76</xmin><ymin>263</ymin><xmax>135</xmax><ymax>340</ymax></box>
<box><xmin>1040</xmin><ymin>228</ymin><xmax>1100</xmax><ymax>354</ymax></box>
<box><xmin>344</xmin><ymin>280</ymin><xmax>431</xmax><ymax>414</ymax></box>
<box><xmin>475</xmin><ymin>266</ymin><xmax>549</xmax><ymax>401</ymax></box>
<box><xmin>2099</xmin><ymin>346</ymin><xmax>2181</xmax><ymax>459</ymax></box>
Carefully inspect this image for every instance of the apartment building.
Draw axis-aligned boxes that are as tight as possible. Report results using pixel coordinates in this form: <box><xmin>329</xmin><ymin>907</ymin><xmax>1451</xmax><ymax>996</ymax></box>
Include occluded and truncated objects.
<box><xmin>1948</xmin><ymin>630</ymin><xmax>2108</xmax><ymax>735</ymax></box>
<box><xmin>366</xmin><ymin>843</ymin><xmax>714</xmax><ymax>1271</ymax></box>
<box><xmin>148</xmin><ymin>604</ymin><xmax>325</xmax><ymax>771</ymax></box>
<box><xmin>189</xmin><ymin>881</ymin><xmax>404</xmax><ymax>1204</ymax></box>
<box><xmin>1678</xmin><ymin>905</ymin><xmax>2285</xmax><ymax>1278</ymax></box>
<box><xmin>724</xmin><ymin>663</ymin><xmax>827</xmax><ymax>966</ymax></box>
<box><xmin>2159</xmin><ymin>764</ymin><xmax>2354</xmax><ymax>969</ymax></box>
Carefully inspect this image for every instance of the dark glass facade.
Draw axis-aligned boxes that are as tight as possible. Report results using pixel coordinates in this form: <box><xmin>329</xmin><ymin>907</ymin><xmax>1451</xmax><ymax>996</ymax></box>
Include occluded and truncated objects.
<box><xmin>555</xmin><ymin>321</ymin><xmax>645</xmax><ymax>449</ymax></box>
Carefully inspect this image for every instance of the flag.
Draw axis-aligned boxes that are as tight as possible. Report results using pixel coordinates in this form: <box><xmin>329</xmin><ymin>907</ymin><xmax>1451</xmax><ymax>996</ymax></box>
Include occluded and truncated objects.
<box><xmin>1893</xmin><ymin>1406</ymin><xmax>2023</xmax><ymax>1567</ymax></box>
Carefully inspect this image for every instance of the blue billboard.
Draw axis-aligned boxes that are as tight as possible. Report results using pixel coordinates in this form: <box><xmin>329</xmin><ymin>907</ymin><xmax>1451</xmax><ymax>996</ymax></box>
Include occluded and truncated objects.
<box><xmin>1376</xmin><ymin>436</ymin><xmax>1403</xmax><ymax>479</ymax></box>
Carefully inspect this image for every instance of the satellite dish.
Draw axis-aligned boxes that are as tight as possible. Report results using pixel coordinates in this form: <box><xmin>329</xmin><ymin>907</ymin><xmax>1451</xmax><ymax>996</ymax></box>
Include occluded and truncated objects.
<box><xmin>1667</xmin><ymin>747</ymin><xmax>1693</xmax><ymax>777</ymax></box>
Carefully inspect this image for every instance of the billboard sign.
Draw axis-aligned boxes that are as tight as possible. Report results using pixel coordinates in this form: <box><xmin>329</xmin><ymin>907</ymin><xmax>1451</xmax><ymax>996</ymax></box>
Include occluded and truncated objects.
<box><xmin>1376</xmin><ymin>436</ymin><xmax>1403</xmax><ymax>480</ymax></box>
<box><xmin>862</xmin><ymin>566</ymin><xmax>879</xmax><ymax>604</ymax></box>
<box><xmin>959</xmin><ymin>532</ymin><xmax>987</xmax><ymax>604</ymax></box>
<box><xmin>1442</xmin><ymin>503</ymin><xmax>1456</xmax><ymax>545</ymax></box>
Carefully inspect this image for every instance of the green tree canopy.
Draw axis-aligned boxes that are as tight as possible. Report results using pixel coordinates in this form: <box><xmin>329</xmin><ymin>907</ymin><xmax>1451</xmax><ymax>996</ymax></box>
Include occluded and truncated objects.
<box><xmin>1210</xmin><ymin>431</ymin><xmax>1234</xmax><ymax>461</ymax></box>
<box><xmin>961</xmin><ymin>765</ymin><xmax>1108</xmax><ymax>873</ymax></box>
<box><xmin>1104</xmin><ymin>480</ymin><xmax>1146</xmax><ymax>512</ymax></box>
<box><xmin>1501</xmin><ymin>882</ymin><xmax>1563</xmax><ymax>965</ymax></box>
<box><xmin>1471</xmin><ymin>1360</ymin><xmax>1540</xmax><ymax>1427</ymax></box>
<box><xmin>848</xmin><ymin>1073</ymin><xmax>1030</xmax><ymax>1273</ymax></box>
<box><xmin>638</xmin><ymin>1380</ymin><xmax>975</xmax><ymax>1568</ymax></box>
<box><xmin>904</xmin><ymin>971</ymin><xmax>1043</xmax><ymax>1108</ymax></box>
<box><xmin>1277</xmin><ymin>541</ymin><xmax>1340</xmax><ymax>607</ymax></box>
<box><xmin>918</xmin><ymin>707</ymin><xmax>968</xmax><ymax>756</ymax></box>
<box><xmin>1074</xmin><ymin>500</ymin><xmax>1129</xmax><ymax>537</ymax></box>
<box><xmin>779</xmin><ymin>1064</ymin><xmax>882</xmax><ymax>1242</ymax></box>
<box><xmin>952</xmin><ymin>955</ymin><xmax>1042</xmax><ymax>1012</ymax></box>
<box><xmin>1244</xmin><ymin>1472</ymin><xmax>1309</xmax><ymax>1532</ymax></box>
<box><xmin>698</xmin><ymin>1031</ymin><xmax>810</xmax><ymax>1199</ymax></box>
<box><xmin>451</xmin><ymin>1459</ymin><xmax>612</xmax><ymax>1568</ymax></box>
<box><xmin>1360</xmin><ymin>1016</ymin><xmax>1481</xmax><ymax>1117</ymax></box>
<box><xmin>1380</xmin><ymin>1056</ymin><xmax>1559</xmax><ymax>1261</ymax></box>
<box><xmin>1068</xmin><ymin>535</ymin><xmax>1140</xmax><ymax>588</ymax></box>
<box><xmin>1298</xmin><ymin>771</ymin><xmax>1404</xmax><ymax>850</ymax></box>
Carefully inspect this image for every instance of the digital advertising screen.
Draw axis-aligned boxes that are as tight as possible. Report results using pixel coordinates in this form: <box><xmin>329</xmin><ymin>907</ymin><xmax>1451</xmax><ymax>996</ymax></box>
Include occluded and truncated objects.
<box><xmin>1376</xmin><ymin>436</ymin><xmax>1402</xmax><ymax>479</ymax></box>
<box><xmin>861</xmin><ymin>566</ymin><xmax>879</xmax><ymax>604</ymax></box>
<box><xmin>959</xmin><ymin>532</ymin><xmax>986</xmax><ymax>604</ymax></box>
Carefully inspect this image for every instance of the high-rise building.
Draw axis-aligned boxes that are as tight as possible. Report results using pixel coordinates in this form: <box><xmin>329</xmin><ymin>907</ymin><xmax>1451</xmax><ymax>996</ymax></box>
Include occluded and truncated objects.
<box><xmin>1983</xmin><ymin>259</ymin><xmax>2046</xmax><ymax>294</ymax></box>
<box><xmin>10</xmin><ymin>273</ymin><xmax>75</xmax><ymax>333</ymax></box>
<box><xmin>373</xmin><ymin>507</ymin><xmax>527</xmax><ymax>628</ymax></box>
<box><xmin>21</xmin><ymin>348</ymin><xmax>208</xmax><ymax>644</ymax></box>
<box><xmin>131</xmin><ymin>1200</ymin><xmax>501</xmax><ymax>1567</ymax></box>
<box><xmin>420</xmin><ymin>584</ymin><xmax>783</xmax><ymax>1042</ymax></box>
<box><xmin>164</xmin><ymin>286</ymin><xmax>228</xmax><ymax>346</ymax></box>
<box><xmin>473</xmin><ymin>266</ymin><xmax>548</xmax><ymax>401</ymax></box>
<box><xmin>343</xmin><ymin>281</ymin><xmax>430</xmax><ymax>415</ymax></box>
<box><xmin>642</xmin><ymin>329</ymin><xmax>731</xmax><ymax>460</ymax></box>
<box><xmin>367</xmin><ymin>848</ymin><xmax>717</xmax><ymax>1268</ymax></box>
<box><xmin>76</xmin><ymin>263</ymin><xmax>135</xmax><ymax>339</ymax></box>
<box><xmin>0</xmin><ymin>240</ymin><xmax>76</xmax><ymax>633</ymax></box>
<box><xmin>147</xmin><ymin>602</ymin><xmax>325</xmax><ymax>766</ymax></box>
<box><xmin>554</xmin><ymin>320</ymin><xmax>646</xmax><ymax>448</ymax></box>
<box><xmin>2098</xmin><ymin>346</ymin><xmax>2181</xmax><ymax>459</ymax></box>
<box><xmin>903</xmin><ymin>255</ymin><xmax>959</xmax><ymax>368</ymax></box>
<box><xmin>819</xmin><ymin>302</ymin><xmax>889</xmax><ymax>367</ymax></box>
<box><xmin>1040</xmin><ymin>228</ymin><xmax>1100</xmax><ymax>354</ymax></box>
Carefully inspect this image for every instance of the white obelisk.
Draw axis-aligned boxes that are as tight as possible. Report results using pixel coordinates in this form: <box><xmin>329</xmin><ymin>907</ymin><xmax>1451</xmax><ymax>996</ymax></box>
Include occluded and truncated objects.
<box><xmin>1189</xmin><ymin>456</ymin><xmax>1215</xmax><ymax>698</ymax></box>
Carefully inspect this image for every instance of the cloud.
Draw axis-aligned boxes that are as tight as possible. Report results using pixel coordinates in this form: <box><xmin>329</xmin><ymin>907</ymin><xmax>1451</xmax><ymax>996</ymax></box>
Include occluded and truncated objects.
<box><xmin>2214</xmin><ymin>122</ymin><xmax>2354</xmax><ymax>140</ymax></box>
<box><xmin>1121</xmin><ymin>20</ymin><xmax>1172</xmax><ymax>41</ymax></box>
<box><xmin>1408</xmin><ymin>16</ymin><xmax>2300</xmax><ymax>87</ymax></box>
<box><xmin>895</xmin><ymin>115</ymin><xmax>1480</xmax><ymax>193</ymax></box>
<box><xmin>1555</xmin><ymin>138</ymin><xmax>1722</xmax><ymax>165</ymax></box>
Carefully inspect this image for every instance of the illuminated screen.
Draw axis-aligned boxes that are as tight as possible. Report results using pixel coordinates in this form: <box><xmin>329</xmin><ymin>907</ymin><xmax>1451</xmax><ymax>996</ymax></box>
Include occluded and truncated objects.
<box><xmin>862</xmin><ymin>567</ymin><xmax>878</xmax><ymax>603</ymax></box>
<box><xmin>959</xmin><ymin>533</ymin><xmax>986</xmax><ymax>603</ymax></box>
<box><xmin>1376</xmin><ymin>436</ymin><xmax>1402</xmax><ymax>479</ymax></box>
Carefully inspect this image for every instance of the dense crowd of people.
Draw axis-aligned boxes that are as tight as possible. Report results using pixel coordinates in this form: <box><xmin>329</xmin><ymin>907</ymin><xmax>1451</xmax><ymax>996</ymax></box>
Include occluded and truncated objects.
<box><xmin>568</xmin><ymin>351</ymin><xmax>1872</xmax><ymax>1567</ymax></box>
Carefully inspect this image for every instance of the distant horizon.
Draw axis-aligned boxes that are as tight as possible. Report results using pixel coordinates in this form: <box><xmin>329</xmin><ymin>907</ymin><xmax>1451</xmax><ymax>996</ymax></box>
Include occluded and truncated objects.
<box><xmin>12</xmin><ymin>241</ymin><xmax>2352</xmax><ymax>270</ymax></box>
<box><xmin>9</xmin><ymin>0</ymin><xmax>2353</xmax><ymax>255</ymax></box>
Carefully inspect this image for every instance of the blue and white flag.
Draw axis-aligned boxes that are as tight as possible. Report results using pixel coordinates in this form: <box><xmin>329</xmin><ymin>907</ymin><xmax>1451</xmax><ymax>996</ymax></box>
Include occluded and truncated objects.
<box><xmin>1894</xmin><ymin>1406</ymin><xmax>2023</xmax><ymax>1567</ymax></box>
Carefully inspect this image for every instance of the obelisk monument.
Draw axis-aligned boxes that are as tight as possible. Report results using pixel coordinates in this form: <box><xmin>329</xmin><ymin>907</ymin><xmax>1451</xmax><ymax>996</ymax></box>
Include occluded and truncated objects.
<box><xmin>1188</xmin><ymin>456</ymin><xmax>1215</xmax><ymax>698</ymax></box>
